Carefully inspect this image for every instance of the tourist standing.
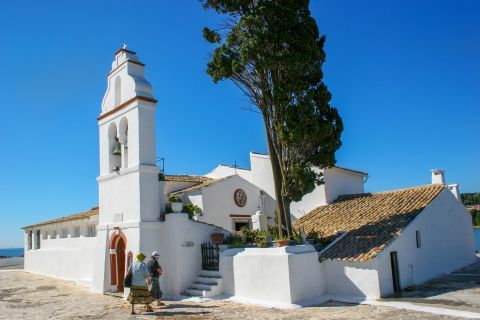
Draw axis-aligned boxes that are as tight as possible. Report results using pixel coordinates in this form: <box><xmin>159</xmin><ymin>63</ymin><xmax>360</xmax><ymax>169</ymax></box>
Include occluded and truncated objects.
<box><xmin>127</xmin><ymin>252</ymin><xmax>153</xmax><ymax>315</ymax></box>
<box><xmin>147</xmin><ymin>251</ymin><xmax>164</xmax><ymax>306</ymax></box>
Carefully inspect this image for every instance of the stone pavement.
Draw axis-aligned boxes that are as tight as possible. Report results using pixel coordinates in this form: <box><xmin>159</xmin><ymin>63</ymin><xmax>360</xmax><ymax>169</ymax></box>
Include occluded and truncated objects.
<box><xmin>0</xmin><ymin>271</ymin><xmax>474</xmax><ymax>320</ymax></box>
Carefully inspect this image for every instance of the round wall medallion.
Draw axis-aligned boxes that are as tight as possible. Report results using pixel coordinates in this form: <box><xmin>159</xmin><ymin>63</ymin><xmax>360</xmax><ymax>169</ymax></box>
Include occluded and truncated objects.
<box><xmin>234</xmin><ymin>189</ymin><xmax>247</xmax><ymax>207</ymax></box>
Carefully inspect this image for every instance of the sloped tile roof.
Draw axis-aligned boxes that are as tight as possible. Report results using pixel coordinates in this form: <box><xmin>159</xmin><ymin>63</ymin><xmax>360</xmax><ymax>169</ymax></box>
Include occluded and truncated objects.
<box><xmin>293</xmin><ymin>184</ymin><xmax>446</xmax><ymax>262</ymax></box>
<box><xmin>164</xmin><ymin>175</ymin><xmax>213</xmax><ymax>184</ymax></box>
<box><xmin>170</xmin><ymin>176</ymin><xmax>234</xmax><ymax>196</ymax></box>
<box><xmin>23</xmin><ymin>207</ymin><xmax>99</xmax><ymax>229</ymax></box>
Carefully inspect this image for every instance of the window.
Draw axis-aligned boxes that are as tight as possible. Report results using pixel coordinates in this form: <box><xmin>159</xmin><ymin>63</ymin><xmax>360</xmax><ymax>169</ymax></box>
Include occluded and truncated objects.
<box><xmin>86</xmin><ymin>225</ymin><xmax>96</xmax><ymax>237</ymax></box>
<box><xmin>61</xmin><ymin>228</ymin><xmax>68</xmax><ymax>238</ymax></box>
<box><xmin>35</xmin><ymin>230</ymin><xmax>41</xmax><ymax>249</ymax></box>
<box><xmin>73</xmin><ymin>226</ymin><xmax>80</xmax><ymax>238</ymax></box>
<box><xmin>27</xmin><ymin>231</ymin><xmax>32</xmax><ymax>250</ymax></box>
<box><xmin>52</xmin><ymin>230</ymin><xmax>57</xmax><ymax>239</ymax></box>
<box><xmin>416</xmin><ymin>231</ymin><xmax>422</xmax><ymax>248</ymax></box>
<box><xmin>234</xmin><ymin>221</ymin><xmax>250</xmax><ymax>231</ymax></box>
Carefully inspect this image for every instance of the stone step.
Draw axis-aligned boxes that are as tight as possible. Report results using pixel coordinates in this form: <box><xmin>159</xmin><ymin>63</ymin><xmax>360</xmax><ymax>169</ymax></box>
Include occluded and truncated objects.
<box><xmin>197</xmin><ymin>276</ymin><xmax>220</xmax><ymax>284</ymax></box>
<box><xmin>199</xmin><ymin>270</ymin><xmax>221</xmax><ymax>278</ymax></box>
<box><xmin>191</xmin><ymin>283</ymin><xmax>215</xmax><ymax>290</ymax></box>
<box><xmin>183</xmin><ymin>288</ymin><xmax>204</xmax><ymax>297</ymax></box>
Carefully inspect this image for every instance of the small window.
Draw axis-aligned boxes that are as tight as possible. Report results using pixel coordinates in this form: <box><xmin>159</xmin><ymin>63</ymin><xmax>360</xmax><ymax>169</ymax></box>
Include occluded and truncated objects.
<box><xmin>61</xmin><ymin>228</ymin><xmax>68</xmax><ymax>238</ymax></box>
<box><xmin>416</xmin><ymin>230</ymin><xmax>422</xmax><ymax>248</ymax></box>
<box><xmin>35</xmin><ymin>230</ymin><xmax>41</xmax><ymax>249</ymax></box>
<box><xmin>86</xmin><ymin>225</ymin><xmax>97</xmax><ymax>237</ymax></box>
<box><xmin>27</xmin><ymin>231</ymin><xmax>32</xmax><ymax>250</ymax></box>
<box><xmin>73</xmin><ymin>226</ymin><xmax>80</xmax><ymax>238</ymax></box>
<box><xmin>52</xmin><ymin>230</ymin><xmax>57</xmax><ymax>239</ymax></box>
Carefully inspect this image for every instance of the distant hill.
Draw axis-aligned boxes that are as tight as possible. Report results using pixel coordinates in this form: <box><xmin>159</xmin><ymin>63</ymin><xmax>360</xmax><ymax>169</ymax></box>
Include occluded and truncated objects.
<box><xmin>462</xmin><ymin>193</ymin><xmax>480</xmax><ymax>227</ymax></box>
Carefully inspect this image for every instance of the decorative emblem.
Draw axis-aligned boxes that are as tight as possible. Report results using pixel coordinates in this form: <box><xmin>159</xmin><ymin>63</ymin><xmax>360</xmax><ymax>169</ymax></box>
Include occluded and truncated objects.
<box><xmin>234</xmin><ymin>189</ymin><xmax>247</xmax><ymax>207</ymax></box>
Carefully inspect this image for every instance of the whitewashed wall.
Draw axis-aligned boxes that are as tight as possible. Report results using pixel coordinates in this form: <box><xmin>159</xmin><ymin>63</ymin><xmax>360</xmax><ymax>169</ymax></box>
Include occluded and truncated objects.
<box><xmin>375</xmin><ymin>189</ymin><xmax>476</xmax><ymax>297</ymax></box>
<box><xmin>196</xmin><ymin>175</ymin><xmax>275</xmax><ymax>232</ymax></box>
<box><xmin>322</xmin><ymin>259</ymin><xmax>380</xmax><ymax>299</ymax></box>
<box><xmin>156</xmin><ymin>213</ymin><xmax>221</xmax><ymax>297</ymax></box>
<box><xmin>206</xmin><ymin>165</ymin><xmax>252</xmax><ymax>181</ymax></box>
<box><xmin>324</xmin><ymin>168</ymin><xmax>365</xmax><ymax>203</ymax></box>
<box><xmin>24</xmin><ymin>237</ymin><xmax>98</xmax><ymax>287</ymax></box>
<box><xmin>219</xmin><ymin>245</ymin><xmax>325</xmax><ymax>307</ymax></box>
<box><xmin>250</xmin><ymin>152</ymin><xmax>275</xmax><ymax>198</ymax></box>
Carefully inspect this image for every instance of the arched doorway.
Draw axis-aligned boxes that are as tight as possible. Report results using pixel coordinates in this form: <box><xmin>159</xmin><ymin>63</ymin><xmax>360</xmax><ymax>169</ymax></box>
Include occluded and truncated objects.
<box><xmin>109</xmin><ymin>230</ymin><xmax>127</xmax><ymax>292</ymax></box>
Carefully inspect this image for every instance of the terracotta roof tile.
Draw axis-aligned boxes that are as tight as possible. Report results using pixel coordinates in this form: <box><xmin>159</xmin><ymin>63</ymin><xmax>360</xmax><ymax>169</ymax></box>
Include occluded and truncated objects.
<box><xmin>164</xmin><ymin>175</ymin><xmax>213</xmax><ymax>184</ymax></box>
<box><xmin>293</xmin><ymin>184</ymin><xmax>445</xmax><ymax>262</ymax></box>
<box><xmin>170</xmin><ymin>176</ymin><xmax>233</xmax><ymax>196</ymax></box>
<box><xmin>23</xmin><ymin>207</ymin><xmax>99</xmax><ymax>229</ymax></box>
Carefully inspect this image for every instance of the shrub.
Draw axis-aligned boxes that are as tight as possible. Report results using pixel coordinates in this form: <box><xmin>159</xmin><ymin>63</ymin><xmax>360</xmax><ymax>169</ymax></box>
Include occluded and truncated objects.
<box><xmin>168</xmin><ymin>195</ymin><xmax>182</xmax><ymax>203</ymax></box>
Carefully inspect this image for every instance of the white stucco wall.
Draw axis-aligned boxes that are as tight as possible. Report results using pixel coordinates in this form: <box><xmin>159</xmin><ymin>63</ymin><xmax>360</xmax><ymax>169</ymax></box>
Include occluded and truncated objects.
<box><xmin>155</xmin><ymin>213</ymin><xmax>221</xmax><ymax>297</ymax></box>
<box><xmin>219</xmin><ymin>245</ymin><xmax>325</xmax><ymax>306</ymax></box>
<box><xmin>375</xmin><ymin>189</ymin><xmax>477</xmax><ymax>297</ymax></box>
<box><xmin>24</xmin><ymin>237</ymin><xmax>98</xmax><ymax>287</ymax></box>
<box><xmin>322</xmin><ymin>259</ymin><xmax>380</xmax><ymax>299</ymax></box>
<box><xmin>289</xmin><ymin>168</ymin><xmax>365</xmax><ymax>220</ymax></box>
<box><xmin>206</xmin><ymin>165</ymin><xmax>252</xmax><ymax>181</ymax></box>
<box><xmin>324</xmin><ymin>168</ymin><xmax>365</xmax><ymax>203</ymax></box>
<box><xmin>250</xmin><ymin>152</ymin><xmax>275</xmax><ymax>198</ymax></box>
<box><xmin>195</xmin><ymin>175</ymin><xmax>275</xmax><ymax>232</ymax></box>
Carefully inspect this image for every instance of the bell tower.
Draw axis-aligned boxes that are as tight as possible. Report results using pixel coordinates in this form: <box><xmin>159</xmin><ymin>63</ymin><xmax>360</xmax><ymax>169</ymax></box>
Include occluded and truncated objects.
<box><xmin>97</xmin><ymin>46</ymin><xmax>161</xmax><ymax>224</ymax></box>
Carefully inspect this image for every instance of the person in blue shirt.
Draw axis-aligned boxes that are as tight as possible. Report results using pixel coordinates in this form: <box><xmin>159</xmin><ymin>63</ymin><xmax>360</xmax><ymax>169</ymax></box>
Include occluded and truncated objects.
<box><xmin>127</xmin><ymin>252</ymin><xmax>153</xmax><ymax>314</ymax></box>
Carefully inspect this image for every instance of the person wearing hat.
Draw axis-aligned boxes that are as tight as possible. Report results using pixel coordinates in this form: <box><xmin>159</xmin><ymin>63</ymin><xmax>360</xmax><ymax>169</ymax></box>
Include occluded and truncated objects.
<box><xmin>147</xmin><ymin>251</ymin><xmax>164</xmax><ymax>306</ymax></box>
<box><xmin>127</xmin><ymin>252</ymin><xmax>153</xmax><ymax>314</ymax></box>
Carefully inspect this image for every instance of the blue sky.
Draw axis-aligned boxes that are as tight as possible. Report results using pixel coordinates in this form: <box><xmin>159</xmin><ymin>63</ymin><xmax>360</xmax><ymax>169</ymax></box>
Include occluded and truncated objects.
<box><xmin>0</xmin><ymin>1</ymin><xmax>478</xmax><ymax>247</ymax></box>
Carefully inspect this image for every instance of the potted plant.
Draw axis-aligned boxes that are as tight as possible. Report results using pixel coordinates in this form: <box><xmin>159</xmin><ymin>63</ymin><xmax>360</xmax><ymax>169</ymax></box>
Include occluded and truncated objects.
<box><xmin>168</xmin><ymin>195</ymin><xmax>183</xmax><ymax>213</ymax></box>
<box><xmin>211</xmin><ymin>227</ymin><xmax>225</xmax><ymax>244</ymax></box>
<box><xmin>273</xmin><ymin>236</ymin><xmax>290</xmax><ymax>247</ymax></box>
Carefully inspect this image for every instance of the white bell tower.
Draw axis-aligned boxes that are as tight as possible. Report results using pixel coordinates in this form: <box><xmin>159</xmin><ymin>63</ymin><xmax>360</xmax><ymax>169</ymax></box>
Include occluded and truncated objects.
<box><xmin>97</xmin><ymin>46</ymin><xmax>160</xmax><ymax>224</ymax></box>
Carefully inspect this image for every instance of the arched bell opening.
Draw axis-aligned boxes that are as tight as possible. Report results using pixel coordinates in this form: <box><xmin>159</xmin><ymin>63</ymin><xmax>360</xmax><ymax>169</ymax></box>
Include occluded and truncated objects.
<box><xmin>119</xmin><ymin>117</ymin><xmax>128</xmax><ymax>169</ymax></box>
<box><xmin>114</xmin><ymin>76</ymin><xmax>122</xmax><ymax>107</ymax></box>
<box><xmin>109</xmin><ymin>230</ymin><xmax>127</xmax><ymax>292</ymax></box>
<box><xmin>108</xmin><ymin>123</ymin><xmax>121</xmax><ymax>172</ymax></box>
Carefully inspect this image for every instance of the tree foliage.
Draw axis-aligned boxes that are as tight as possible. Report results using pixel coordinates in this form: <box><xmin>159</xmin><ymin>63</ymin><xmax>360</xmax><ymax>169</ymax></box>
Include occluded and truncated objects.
<box><xmin>461</xmin><ymin>193</ymin><xmax>480</xmax><ymax>206</ymax></box>
<box><xmin>201</xmin><ymin>0</ymin><xmax>343</xmax><ymax>236</ymax></box>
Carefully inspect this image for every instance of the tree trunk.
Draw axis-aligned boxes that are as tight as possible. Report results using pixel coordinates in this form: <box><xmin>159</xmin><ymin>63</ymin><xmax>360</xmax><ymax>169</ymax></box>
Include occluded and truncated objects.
<box><xmin>263</xmin><ymin>119</ymin><xmax>287</xmax><ymax>238</ymax></box>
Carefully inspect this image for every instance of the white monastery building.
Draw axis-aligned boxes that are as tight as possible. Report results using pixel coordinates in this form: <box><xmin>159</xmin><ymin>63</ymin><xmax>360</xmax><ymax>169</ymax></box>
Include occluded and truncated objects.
<box><xmin>23</xmin><ymin>48</ymin><xmax>476</xmax><ymax>307</ymax></box>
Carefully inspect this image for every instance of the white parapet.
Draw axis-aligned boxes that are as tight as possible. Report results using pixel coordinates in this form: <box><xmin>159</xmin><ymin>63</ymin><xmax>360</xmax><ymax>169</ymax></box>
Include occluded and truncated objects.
<box><xmin>219</xmin><ymin>245</ymin><xmax>326</xmax><ymax>307</ymax></box>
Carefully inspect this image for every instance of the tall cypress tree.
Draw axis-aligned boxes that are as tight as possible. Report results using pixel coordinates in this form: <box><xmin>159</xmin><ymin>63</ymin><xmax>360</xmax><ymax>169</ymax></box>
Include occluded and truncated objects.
<box><xmin>202</xmin><ymin>0</ymin><xmax>343</xmax><ymax>236</ymax></box>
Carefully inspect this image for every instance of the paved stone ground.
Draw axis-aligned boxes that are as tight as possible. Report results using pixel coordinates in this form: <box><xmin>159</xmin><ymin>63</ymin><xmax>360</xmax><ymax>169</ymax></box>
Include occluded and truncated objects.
<box><xmin>0</xmin><ymin>271</ymin><xmax>473</xmax><ymax>320</ymax></box>
<box><xmin>384</xmin><ymin>257</ymin><xmax>480</xmax><ymax>314</ymax></box>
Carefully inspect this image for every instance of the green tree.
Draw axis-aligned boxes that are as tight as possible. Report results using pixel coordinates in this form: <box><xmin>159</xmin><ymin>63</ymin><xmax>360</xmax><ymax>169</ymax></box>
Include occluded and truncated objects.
<box><xmin>201</xmin><ymin>0</ymin><xmax>343</xmax><ymax>236</ymax></box>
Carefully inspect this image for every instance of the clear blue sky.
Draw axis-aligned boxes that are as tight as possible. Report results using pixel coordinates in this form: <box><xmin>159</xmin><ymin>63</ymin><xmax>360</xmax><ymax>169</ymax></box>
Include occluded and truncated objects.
<box><xmin>0</xmin><ymin>1</ymin><xmax>479</xmax><ymax>247</ymax></box>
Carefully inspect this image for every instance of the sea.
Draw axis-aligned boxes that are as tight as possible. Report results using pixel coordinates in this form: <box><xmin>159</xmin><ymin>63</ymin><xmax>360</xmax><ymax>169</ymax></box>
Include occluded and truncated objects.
<box><xmin>0</xmin><ymin>248</ymin><xmax>24</xmax><ymax>257</ymax></box>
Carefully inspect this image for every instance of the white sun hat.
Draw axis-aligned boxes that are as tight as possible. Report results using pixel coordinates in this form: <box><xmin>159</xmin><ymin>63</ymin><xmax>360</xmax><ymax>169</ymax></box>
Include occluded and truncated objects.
<box><xmin>152</xmin><ymin>251</ymin><xmax>160</xmax><ymax>257</ymax></box>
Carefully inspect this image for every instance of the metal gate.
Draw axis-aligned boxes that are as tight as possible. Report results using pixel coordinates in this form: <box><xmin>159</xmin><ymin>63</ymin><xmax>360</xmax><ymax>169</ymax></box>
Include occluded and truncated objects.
<box><xmin>201</xmin><ymin>242</ymin><xmax>219</xmax><ymax>271</ymax></box>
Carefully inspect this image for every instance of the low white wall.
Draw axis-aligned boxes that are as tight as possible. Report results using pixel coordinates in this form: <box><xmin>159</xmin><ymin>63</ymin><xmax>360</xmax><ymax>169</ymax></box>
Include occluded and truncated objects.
<box><xmin>24</xmin><ymin>237</ymin><xmax>97</xmax><ymax>286</ymax></box>
<box><xmin>157</xmin><ymin>213</ymin><xmax>220</xmax><ymax>297</ymax></box>
<box><xmin>220</xmin><ymin>245</ymin><xmax>325</xmax><ymax>306</ymax></box>
<box><xmin>323</xmin><ymin>259</ymin><xmax>380</xmax><ymax>299</ymax></box>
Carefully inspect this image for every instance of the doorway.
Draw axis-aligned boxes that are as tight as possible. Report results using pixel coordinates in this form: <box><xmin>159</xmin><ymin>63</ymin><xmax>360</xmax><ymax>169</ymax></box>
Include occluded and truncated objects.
<box><xmin>390</xmin><ymin>251</ymin><xmax>401</xmax><ymax>295</ymax></box>
<box><xmin>109</xmin><ymin>231</ymin><xmax>127</xmax><ymax>292</ymax></box>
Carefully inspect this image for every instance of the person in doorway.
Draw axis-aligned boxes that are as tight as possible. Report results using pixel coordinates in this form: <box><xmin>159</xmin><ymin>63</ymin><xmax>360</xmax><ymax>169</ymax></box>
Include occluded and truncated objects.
<box><xmin>147</xmin><ymin>251</ymin><xmax>164</xmax><ymax>306</ymax></box>
<box><xmin>127</xmin><ymin>252</ymin><xmax>153</xmax><ymax>315</ymax></box>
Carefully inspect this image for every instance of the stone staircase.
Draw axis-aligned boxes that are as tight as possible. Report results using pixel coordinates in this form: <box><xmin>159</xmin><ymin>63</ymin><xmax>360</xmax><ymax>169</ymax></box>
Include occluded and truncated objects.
<box><xmin>182</xmin><ymin>270</ymin><xmax>223</xmax><ymax>298</ymax></box>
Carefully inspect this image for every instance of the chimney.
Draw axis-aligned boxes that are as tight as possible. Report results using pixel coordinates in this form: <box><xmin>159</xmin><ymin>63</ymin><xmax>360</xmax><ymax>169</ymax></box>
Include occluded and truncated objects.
<box><xmin>447</xmin><ymin>184</ymin><xmax>461</xmax><ymax>202</ymax></box>
<box><xmin>431</xmin><ymin>169</ymin><xmax>445</xmax><ymax>184</ymax></box>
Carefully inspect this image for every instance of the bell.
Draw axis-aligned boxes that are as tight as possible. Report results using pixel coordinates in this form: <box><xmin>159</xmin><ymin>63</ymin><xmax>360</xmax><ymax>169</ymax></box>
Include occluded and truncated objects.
<box><xmin>113</xmin><ymin>140</ymin><xmax>122</xmax><ymax>156</ymax></box>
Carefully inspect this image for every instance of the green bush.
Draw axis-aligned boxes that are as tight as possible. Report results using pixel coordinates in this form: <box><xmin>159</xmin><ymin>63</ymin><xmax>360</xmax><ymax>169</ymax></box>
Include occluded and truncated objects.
<box><xmin>168</xmin><ymin>195</ymin><xmax>182</xmax><ymax>203</ymax></box>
